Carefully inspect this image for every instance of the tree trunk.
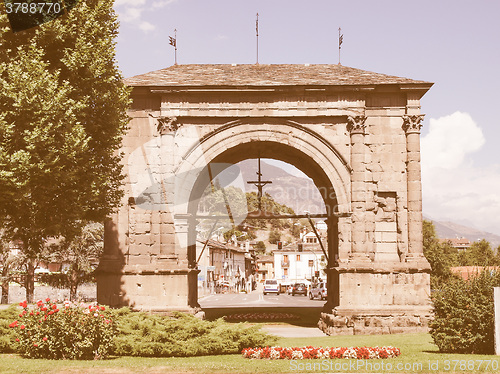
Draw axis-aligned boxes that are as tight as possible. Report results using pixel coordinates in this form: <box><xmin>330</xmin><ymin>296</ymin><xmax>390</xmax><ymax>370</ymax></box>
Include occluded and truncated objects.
<box><xmin>69</xmin><ymin>267</ymin><xmax>79</xmax><ymax>301</ymax></box>
<box><xmin>25</xmin><ymin>260</ymin><xmax>35</xmax><ymax>303</ymax></box>
<box><xmin>1</xmin><ymin>263</ymin><xmax>9</xmax><ymax>304</ymax></box>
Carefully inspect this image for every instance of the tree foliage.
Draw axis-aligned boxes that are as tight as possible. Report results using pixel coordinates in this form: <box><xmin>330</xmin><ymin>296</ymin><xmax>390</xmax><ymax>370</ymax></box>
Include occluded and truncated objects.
<box><xmin>0</xmin><ymin>0</ymin><xmax>130</xmax><ymax>301</ymax></box>
<box><xmin>42</xmin><ymin>222</ymin><xmax>104</xmax><ymax>301</ymax></box>
<box><xmin>422</xmin><ymin>220</ymin><xmax>458</xmax><ymax>289</ymax></box>
<box><xmin>430</xmin><ymin>270</ymin><xmax>500</xmax><ymax>354</ymax></box>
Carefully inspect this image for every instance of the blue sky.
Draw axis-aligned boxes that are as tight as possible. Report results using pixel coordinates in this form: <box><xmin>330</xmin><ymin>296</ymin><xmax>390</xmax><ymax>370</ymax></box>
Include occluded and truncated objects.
<box><xmin>113</xmin><ymin>0</ymin><xmax>500</xmax><ymax>236</ymax></box>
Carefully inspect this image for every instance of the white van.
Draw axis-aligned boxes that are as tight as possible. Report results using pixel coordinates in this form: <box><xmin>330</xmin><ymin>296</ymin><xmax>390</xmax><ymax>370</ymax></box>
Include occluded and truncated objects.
<box><xmin>263</xmin><ymin>279</ymin><xmax>280</xmax><ymax>295</ymax></box>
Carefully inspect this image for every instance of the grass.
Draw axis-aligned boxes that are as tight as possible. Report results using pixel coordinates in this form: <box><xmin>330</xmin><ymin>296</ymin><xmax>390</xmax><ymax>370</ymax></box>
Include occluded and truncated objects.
<box><xmin>1</xmin><ymin>332</ymin><xmax>500</xmax><ymax>373</ymax></box>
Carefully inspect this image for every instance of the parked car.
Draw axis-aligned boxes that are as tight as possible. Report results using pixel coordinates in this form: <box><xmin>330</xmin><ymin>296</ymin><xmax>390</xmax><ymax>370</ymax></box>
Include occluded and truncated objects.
<box><xmin>263</xmin><ymin>279</ymin><xmax>280</xmax><ymax>295</ymax></box>
<box><xmin>291</xmin><ymin>282</ymin><xmax>308</xmax><ymax>296</ymax></box>
<box><xmin>309</xmin><ymin>281</ymin><xmax>327</xmax><ymax>300</ymax></box>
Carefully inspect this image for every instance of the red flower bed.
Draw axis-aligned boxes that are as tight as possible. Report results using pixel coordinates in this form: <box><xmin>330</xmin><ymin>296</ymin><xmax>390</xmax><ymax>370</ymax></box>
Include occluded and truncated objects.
<box><xmin>242</xmin><ymin>346</ymin><xmax>401</xmax><ymax>359</ymax></box>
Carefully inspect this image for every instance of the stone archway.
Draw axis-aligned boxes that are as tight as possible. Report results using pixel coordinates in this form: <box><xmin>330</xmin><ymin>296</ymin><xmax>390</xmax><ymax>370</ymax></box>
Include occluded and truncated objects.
<box><xmin>178</xmin><ymin>121</ymin><xmax>350</xmax><ymax>309</ymax></box>
<box><xmin>97</xmin><ymin>64</ymin><xmax>433</xmax><ymax>334</ymax></box>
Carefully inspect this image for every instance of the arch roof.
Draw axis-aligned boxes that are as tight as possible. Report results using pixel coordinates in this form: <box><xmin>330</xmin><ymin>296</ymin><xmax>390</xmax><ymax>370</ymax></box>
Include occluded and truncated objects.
<box><xmin>124</xmin><ymin>64</ymin><xmax>432</xmax><ymax>89</ymax></box>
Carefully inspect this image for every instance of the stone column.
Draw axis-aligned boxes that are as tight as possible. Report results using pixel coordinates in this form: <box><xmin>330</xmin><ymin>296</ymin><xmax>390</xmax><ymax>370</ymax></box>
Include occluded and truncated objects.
<box><xmin>402</xmin><ymin>115</ymin><xmax>427</xmax><ymax>265</ymax></box>
<box><xmin>347</xmin><ymin>115</ymin><xmax>369</xmax><ymax>260</ymax></box>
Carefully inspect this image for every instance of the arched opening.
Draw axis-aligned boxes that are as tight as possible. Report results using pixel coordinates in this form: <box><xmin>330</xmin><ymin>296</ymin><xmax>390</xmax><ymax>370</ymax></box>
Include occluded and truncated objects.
<box><xmin>185</xmin><ymin>140</ymin><xmax>342</xmax><ymax>315</ymax></box>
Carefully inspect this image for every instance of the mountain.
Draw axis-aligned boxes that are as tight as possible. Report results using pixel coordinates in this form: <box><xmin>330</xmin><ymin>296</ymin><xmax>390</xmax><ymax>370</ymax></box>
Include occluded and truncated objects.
<box><xmin>236</xmin><ymin>159</ymin><xmax>500</xmax><ymax>248</ymax></box>
<box><xmin>425</xmin><ymin>217</ymin><xmax>500</xmax><ymax>248</ymax></box>
<box><xmin>237</xmin><ymin>159</ymin><xmax>325</xmax><ymax>215</ymax></box>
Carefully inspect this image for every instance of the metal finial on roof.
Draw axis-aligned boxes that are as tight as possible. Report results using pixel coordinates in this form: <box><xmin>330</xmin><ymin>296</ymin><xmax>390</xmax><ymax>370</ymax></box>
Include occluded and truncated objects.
<box><xmin>256</xmin><ymin>13</ymin><xmax>259</xmax><ymax>65</ymax></box>
<box><xmin>338</xmin><ymin>27</ymin><xmax>343</xmax><ymax>65</ymax></box>
<box><xmin>169</xmin><ymin>28</ymin><xmax>177</xmax><ymax>65</ymax></box>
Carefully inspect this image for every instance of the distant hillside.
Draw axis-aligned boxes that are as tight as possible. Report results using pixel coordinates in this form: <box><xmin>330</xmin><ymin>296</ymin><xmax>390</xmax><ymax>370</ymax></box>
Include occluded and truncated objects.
<box><xmin>238</xmin><ymin>159</ymin><xmax>325</xmax><ymax>214</ymax></box>
<box><xmin>425</xmin><ymin>217</ymin><xmax>500</xmax><ymax>248</ymax></box>
<box><xmin>236</xmin><ymin>160</ymin><xmax>500</xmax><ymax>248</ymax></box>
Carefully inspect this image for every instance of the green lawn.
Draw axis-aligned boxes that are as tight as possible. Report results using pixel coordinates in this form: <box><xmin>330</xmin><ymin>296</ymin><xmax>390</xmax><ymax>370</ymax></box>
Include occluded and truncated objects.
<box><xmin>1</xmin><ymin>332</ymin><xmax>500</xmax><ymax>373</ymax></box>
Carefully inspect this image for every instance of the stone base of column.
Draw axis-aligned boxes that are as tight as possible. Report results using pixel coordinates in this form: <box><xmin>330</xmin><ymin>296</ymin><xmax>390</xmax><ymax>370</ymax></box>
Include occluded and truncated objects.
<box><xmin>318</xmin><ymin>305</ymin><xmax>432</xmax><ymax>335</ymax></box>
<box><xmin>348</xmin><ymin>252</ymin><xmax>371</xmax><ymax>262</ymax></box>
<box><xmin>404</xmin><ymin>253</ymin><xmax>431</xmax><ymax>271</ymax></box>
<box><xmin>96</xmin><ymin>267</ymin><xmax>200</xmax><ymax>312</ymax></box>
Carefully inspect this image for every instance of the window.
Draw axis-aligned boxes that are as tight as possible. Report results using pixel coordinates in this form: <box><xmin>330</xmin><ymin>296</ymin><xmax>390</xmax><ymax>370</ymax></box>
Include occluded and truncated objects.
<box><xmin>308</xmin><ymin>260</ymin><xmax>314</xmax><ymax>267</ymax></box>
<box><xmin>283</xmin><ymin>255</ymin><xmax>288</xmax><ymax>262</ymax></box>
<box><xmin>284</xmin><ymin>269</ymin><xmax>288</xmax><ymax>276</ymax></box>
<box><xmin>296</xmin><ymin>255</ymin><xmax>301</xmax><ymax>261</ymax></box>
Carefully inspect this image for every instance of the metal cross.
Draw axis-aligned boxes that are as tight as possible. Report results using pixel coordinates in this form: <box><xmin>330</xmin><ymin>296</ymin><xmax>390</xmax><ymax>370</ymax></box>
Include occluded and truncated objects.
<box><xmin>247</xmin><ymin>157</ymin><xmax>272</xmax><ymax>211</ymax></box>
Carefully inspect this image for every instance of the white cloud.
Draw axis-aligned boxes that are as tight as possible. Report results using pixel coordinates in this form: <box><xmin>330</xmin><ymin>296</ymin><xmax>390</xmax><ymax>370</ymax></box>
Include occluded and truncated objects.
<box><xmin>120</xmin><ymin>7</ymin><xmax>143</xmax><ymax>23</ymax></box>
<box><xmin>114</xmin><ymin>0</ymin><xmax>176</xmax><ymax>33</ymax></box>
<box><xmin>421</xmin><ymin>111</ymin><xmax>484</xmax><ymax>170</ymax></box>
<box><xmin>152</xmin><ymin>0</ymin><xmax>177</xmax><ymax>9</ymax></box>
<box><xmin>115</xmin><ymin>0</ymin><xmax>146</xmax><ymax>6</ymax></box>
<box><xmin>139</xmin><ymin>21</ymin><xmax>156</xmax><ymax>33</ymax></box>
<box><xmin>421</xmin><ymin>111</ymin><xmax>500</xmax><ymax>236</ymax></box>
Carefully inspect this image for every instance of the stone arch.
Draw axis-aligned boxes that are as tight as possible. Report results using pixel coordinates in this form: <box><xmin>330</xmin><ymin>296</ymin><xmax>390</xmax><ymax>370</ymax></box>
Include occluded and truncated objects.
<box><xmin>172</xmin><ymin>121</ymin><xmax>351</xmax><ymax>308</ymax></box>
<box><xmin>174</xmin><ymin>121</ymin><xmax>351</xmax><ymax>216</ymax></box>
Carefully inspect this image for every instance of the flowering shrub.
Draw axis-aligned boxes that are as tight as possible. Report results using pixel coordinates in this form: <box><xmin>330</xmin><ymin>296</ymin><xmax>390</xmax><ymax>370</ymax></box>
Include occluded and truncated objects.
<box><xmin>10</xmin><ymin>298</ymin><xmax>114</xmax><ymax>359</ymax></box>
<box><xmin>242</xmin><ymin>346</ymin><xmax>401</xmax><ymax>360</ymax></box>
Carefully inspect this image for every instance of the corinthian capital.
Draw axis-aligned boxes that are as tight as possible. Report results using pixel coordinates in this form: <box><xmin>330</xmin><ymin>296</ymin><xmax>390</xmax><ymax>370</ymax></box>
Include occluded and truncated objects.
<box><xmin>402</xmin><ymin>114</ymin><xmax>424</xmax><ymax>134</ymax></box>
<box><xmin>347</xmin><ymin>115</ymin><xmax>367</xmax><ymax>135</ymax></box>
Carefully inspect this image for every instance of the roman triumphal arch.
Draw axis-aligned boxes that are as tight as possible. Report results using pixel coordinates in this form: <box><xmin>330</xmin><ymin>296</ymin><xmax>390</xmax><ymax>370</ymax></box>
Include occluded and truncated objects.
<box><xmin>97</xmin><ymin>64</ymin><xmax>433</xmax><ymax>334</ymax></box>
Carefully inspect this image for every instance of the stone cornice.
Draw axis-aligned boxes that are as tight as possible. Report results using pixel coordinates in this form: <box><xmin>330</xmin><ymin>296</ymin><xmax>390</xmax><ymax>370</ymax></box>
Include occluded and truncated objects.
<box><xmin>347</xmin><ymin>115</ymin><xmax>367</xmax><ymax>135</ymax></box>
<box><xmin>402</xmin><ymin>114</ymin><xmax>424</xmax><ymax>134</ymax></box>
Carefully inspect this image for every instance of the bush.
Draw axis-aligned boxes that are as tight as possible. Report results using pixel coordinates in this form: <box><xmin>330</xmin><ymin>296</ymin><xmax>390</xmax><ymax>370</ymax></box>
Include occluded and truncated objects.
<box><xmin>0</xmin><ymin>305</ymin><xmax>19</xmax><ymax>353</ymax></box>
<box><xmin>10</xmin><ymin>299</ymin><xmax>114</xmax><ymax>359</ymax></box>
<box><xmin>110</xmin><ymin>309</ymin><xmax>277</xmax><ymax>357</ymax></box>
<box><xmin>430</xmin><ymin>270</ymin><xmax>500</xmax><ymax>354</ymax></box>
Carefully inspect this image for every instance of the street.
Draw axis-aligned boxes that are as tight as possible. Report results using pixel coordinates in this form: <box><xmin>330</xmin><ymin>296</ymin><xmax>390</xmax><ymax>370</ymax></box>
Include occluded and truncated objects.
<box><xmin>199</xmin><ymin>291</ymin><xmax>323</xmax><ymax>308</ymax></box>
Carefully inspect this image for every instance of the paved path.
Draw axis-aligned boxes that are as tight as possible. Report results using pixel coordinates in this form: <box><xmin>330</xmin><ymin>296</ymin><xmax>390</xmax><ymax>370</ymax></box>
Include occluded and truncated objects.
<box><xmin>261</xmin><ymin>324</ymin><xmax>327</xmax><ymax>338</ymax></box>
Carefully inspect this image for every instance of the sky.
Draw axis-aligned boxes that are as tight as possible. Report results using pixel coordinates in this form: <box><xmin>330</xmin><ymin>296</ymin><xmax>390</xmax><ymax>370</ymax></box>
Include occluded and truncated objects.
<box><xmin>113</xmin><ymin>0</ymin><xmax>500</xmax><ymax>236</ymax></box>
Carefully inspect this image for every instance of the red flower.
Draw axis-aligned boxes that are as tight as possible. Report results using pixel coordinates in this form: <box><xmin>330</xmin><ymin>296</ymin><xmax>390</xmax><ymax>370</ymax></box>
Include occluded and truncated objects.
<box><xmin>9</xmin><ymin>321</ymin><xmax>18</xmax><ymax>328</ymax></box>
<box><xmin>45</xmin><ymin>298</ymin><xmax>50</xmax><ymax>302</ymax></box>
<box><xmin>33</xmin><ymin>343</ymin><xmax>38</xmax><ymax>347</ymax></box>
<box><xmin>43</xmin><ymin>337</ymin><xmax>48</xmax><ymax>341</ymax></box>
<box><xmin>15</xmin><ymin>338</ymin><xmax>19</xmax><ymax>342</ymax></box>
<box><xmin>52</xmin><ymin>304</ymin><xmax>57</xmax><ymax>310</ymax></box>
<box><xmin>41</xmin><ymin>307</ymin><xmax>47</xmax><ymax>312</ymax></box>
<box><xmin>20</xmin><ymin>325</ymin><xmax>25</xmax><ymax>330</ymax></box>
<box><xmin>48</xmin><ymin>311</ymin><xmax>54</xmax><ymax>315</ymax></box>
<box><xmin>19</xmin><ymin>301</ymin><xmax>27</xmax><ymax>308</ymax></box>
<box><xmin>36</xmin><ymin>300</ymin><xmax>43</xmax><ymax>307</ymax></box>
<box><xmin>100</xmin><ymin>306</ymin><xmax>105</xmax><ymax>311</ymax></box>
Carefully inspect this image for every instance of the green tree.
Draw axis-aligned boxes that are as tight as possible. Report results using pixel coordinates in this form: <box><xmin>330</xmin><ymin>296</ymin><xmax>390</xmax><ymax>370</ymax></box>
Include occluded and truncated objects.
<box><xmin>422</xmin><ymin>220</ymin><xmax>458</xmax><ymax>289</ymax></box>
<box><xmin>458</xmin><ymin>239</ymin><xmax>495</xmax><ymax>266</ymax></box>
<box><xmin>46</xmin><ymin>222</ymin><xmax>104</xmax><ymax>301</ymax></box>
<box><xmin>0</xmin><ymin>232</ymin><xmax>12</xmax><ymax>304</ymax></box>
<box><xmin>268</xmin><ymin>230</ymin><xmax>281</xmax><ymax>245</ymax></box>
<box><xmin>254</xmin><ymin>241</ymin><xmax>266</xmax><ymax>253</ymax></box>
<box><xmin>0</xmin><ymin>0</ymin><xmax>130</xmax><ymax>302</ymax></box>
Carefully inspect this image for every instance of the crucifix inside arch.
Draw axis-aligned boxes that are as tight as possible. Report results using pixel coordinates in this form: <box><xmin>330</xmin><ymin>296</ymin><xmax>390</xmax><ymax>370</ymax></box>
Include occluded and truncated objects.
<box><xmin>246</xmin><ymin>156</ymin><xmax>272</xmax><ymax>211</ymax></box>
